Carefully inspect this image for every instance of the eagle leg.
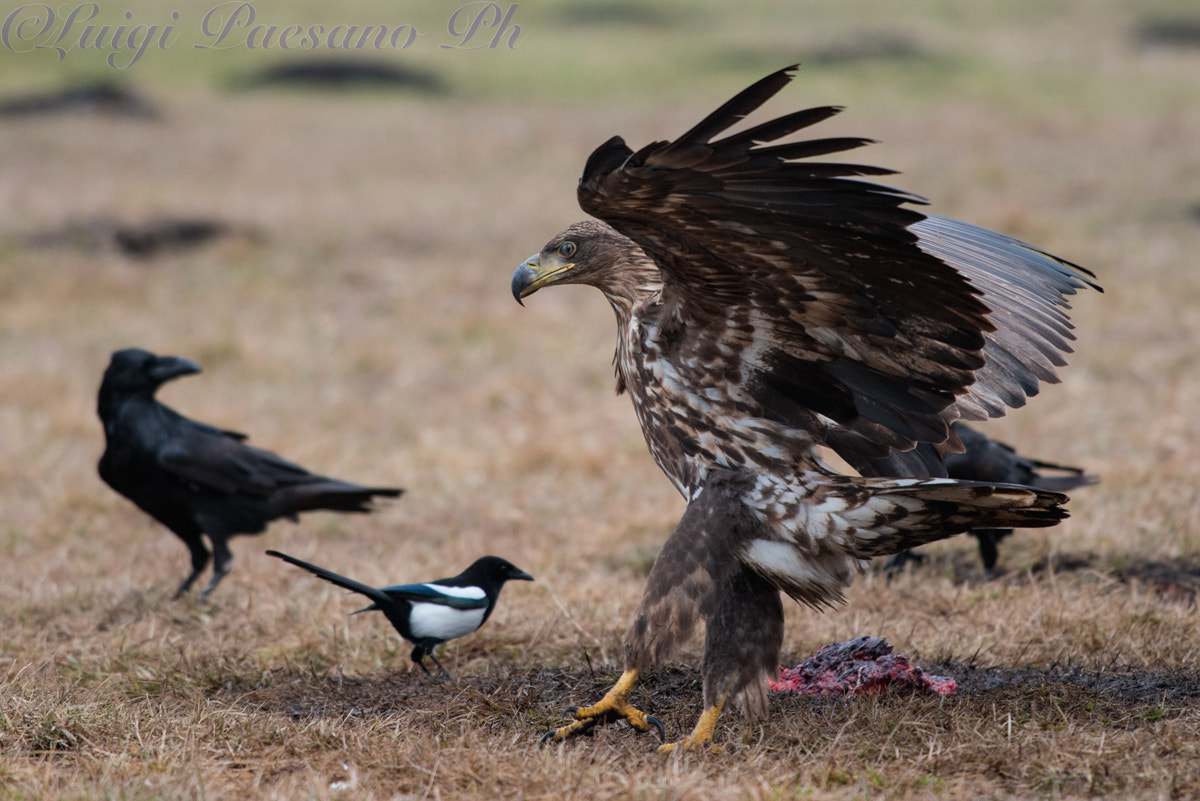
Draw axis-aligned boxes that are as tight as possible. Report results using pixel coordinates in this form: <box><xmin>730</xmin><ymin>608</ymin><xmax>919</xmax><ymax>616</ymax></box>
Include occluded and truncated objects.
<box><xmin>540</xmin><ymin>668</ymin><xmax>665</xmax><ymax>744</ymax></box>
<box><xmin>657</xmin><ymin>693</ymin><xmax>727</xmax><ymax>754</ymax></box>
<box><xmin>657</xmin><ymin>562</ymin><xmax>782</xmax><ymax>754</ymax></box>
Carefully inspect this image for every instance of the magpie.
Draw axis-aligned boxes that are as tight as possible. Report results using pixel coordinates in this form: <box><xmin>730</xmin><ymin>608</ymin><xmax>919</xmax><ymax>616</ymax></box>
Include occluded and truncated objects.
<box><xmin>97</xmin><ymin>348</ymin><xmax>402</xmax><ymax>601</ymax></box>
<box><xmin>266</xmin><ymin>550</ymin><xmax>534</xmax><ymax>676</ymax></box>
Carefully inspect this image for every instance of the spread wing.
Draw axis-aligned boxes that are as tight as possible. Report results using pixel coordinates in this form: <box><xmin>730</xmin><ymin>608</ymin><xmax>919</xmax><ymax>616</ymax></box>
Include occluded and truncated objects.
<box><xmin>577</xmin><ymin>65</ymin><xmax>1098</xmax><ymax>467</ymax></box>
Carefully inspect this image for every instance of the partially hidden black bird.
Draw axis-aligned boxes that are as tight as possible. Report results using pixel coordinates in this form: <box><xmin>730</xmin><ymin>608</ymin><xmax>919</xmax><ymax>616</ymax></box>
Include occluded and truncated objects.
<box><xmin>512</xmin><ymin>67</ymin><xmax>1099</xmax><ymax>751</ymax></box>
<box><xmin>97</xmin><ymin>348</ymin><xmax>403</xmax><ymax>601</ymax></box>
<box><xmin>266</xmin><ymin>550</ymin><xmax>533</xmax><ymax>675</ymax></box>
<box><xmin>885</xmin><ymin>421</ymin><xmax>1099</xmax><ymax>575</ymax></box>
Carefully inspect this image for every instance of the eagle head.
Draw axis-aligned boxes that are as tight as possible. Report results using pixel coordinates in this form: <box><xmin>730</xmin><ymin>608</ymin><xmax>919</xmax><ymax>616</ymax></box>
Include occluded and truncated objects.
<box><xmin>511</xmin><ymin>220</ymin><xmax>649</xmax><ymax>306</ymax></box>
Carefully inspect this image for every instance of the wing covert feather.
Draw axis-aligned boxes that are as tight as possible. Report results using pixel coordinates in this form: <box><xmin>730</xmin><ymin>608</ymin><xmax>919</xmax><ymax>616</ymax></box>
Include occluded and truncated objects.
<box><xmin>576</xmin><ymin>66</ymin><xmax>1097</xmax><ymax>458</ymax></box>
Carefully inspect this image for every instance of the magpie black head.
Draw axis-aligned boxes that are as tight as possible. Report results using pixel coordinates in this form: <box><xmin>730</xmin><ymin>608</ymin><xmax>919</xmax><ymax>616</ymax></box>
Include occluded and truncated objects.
<box><xmin>451</xmin><ymin>556</ymin><xmax>534</xmax><ymax>595</ymax></box>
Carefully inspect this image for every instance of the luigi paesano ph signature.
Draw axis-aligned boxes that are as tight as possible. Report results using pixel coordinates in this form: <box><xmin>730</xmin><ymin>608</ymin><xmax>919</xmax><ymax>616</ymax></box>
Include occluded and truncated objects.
<box><xmin>2</xmin><ymin>1</ymin><xmax>525</xmax><ymax>68</ymax></box>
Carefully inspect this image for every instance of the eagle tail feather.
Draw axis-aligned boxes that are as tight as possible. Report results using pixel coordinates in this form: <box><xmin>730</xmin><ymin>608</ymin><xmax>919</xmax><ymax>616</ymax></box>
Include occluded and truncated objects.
<box><xmin>741</xmin><ymin>475</ymin><xmax>1068</xmax><ymax>609</ymax></box>
<box><xmin>842</xmin><ymin>478</ymin><xmax>1068</xmax><ymax>559</ymax></box>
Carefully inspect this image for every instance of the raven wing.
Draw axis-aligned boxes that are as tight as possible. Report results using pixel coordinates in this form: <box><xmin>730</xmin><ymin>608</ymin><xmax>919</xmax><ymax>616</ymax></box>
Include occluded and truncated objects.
<box><xmin>156</xmin><ymin>424</ymin><xmax>317</xmax><ymax>496</ymax></box>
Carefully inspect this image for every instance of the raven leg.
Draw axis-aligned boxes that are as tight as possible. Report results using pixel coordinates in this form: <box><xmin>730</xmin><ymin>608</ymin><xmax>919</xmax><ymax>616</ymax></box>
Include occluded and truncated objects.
<box><xmin>882</xmin><ymin>548</ymin><xmax>926</xmax><ymax>579</ymax></box>
<box><xmin>198</xmin><ymin>535</ymin><xmax>233</xmax><ymax>602</ymax></box>
<box><xmin>540</xmin><ymin>669</ymin><xmax>664</xmax><ymax>744</ymax></box>
<box><xmin>973</xmin><ymin>528</ymin><xmax>1011</xmax><ymax>575</ymax></box>
<box><xmin>172</xmin><ymin>534</ymin><xmax>211</xmax><ymax>600</ymax></box>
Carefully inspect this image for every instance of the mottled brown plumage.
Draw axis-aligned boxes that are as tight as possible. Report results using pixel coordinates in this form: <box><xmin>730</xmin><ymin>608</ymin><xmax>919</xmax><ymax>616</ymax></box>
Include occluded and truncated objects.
<box><xmin>514</xmin><ymin>67</ymin><xmax>1097</xmax><ymax>750</ymax></box>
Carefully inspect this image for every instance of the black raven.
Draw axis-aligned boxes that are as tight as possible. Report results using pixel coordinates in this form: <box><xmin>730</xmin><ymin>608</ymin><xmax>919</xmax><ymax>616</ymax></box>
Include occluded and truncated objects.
<box><xmin>945</xmin><ymin>423</ymin><xmax>1098</xmax><ymax>573</ymax></box>
<box><xmin>267</xmin><ymin>550</ymin><xmax>533</xmax><ymax>676</ymax></box>
<box><xmin>97</xmin><ymin>348</ymin><xmax>402</xmax><ymax>601</ymax></box>
<box><xmin>885</xmin><ymin>422</ymin><xmax>1098</xmax><ymax>575</ymax></box>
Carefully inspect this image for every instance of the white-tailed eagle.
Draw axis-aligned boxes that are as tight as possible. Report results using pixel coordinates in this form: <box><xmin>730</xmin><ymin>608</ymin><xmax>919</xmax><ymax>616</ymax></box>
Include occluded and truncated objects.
<box><xmin>512</xmin><ymin>67</ymin><xmax>1098</xmax><ymax>751</ymax></box>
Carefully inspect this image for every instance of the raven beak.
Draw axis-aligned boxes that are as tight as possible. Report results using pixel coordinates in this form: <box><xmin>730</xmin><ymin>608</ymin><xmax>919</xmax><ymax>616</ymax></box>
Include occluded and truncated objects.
<box><xmin>511</xmin><ymin>253</ymin><xmax>574</xmax><ymax>306</ymax></box>
<box><xmin>149</xmin><ymin>355</ymin><xmax>202</xmax><ymax>384</ymax></box>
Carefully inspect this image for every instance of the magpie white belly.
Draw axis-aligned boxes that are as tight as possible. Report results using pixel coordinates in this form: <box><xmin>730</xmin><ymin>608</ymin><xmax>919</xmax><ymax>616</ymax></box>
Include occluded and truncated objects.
<box><xmin>408</xmin><ymin>602</ymin><xmax>487</xmax><ymax>641</ymax></box>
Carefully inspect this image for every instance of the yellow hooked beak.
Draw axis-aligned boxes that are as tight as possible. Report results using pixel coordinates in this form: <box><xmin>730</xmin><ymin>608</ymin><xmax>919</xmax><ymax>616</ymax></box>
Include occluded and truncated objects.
<box><xmin>511</xmin><ymin>254</ymin><xmax>575</xmax><ymax>305</ymax></box>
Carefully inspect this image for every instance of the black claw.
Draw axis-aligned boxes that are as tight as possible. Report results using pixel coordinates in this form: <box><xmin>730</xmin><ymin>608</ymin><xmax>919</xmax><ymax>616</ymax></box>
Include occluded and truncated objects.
<box><xmin>646</xmin><ymin>715</ymin><xmax>665</xmax><ymax>741</ymax></box>
<box><xmin>539</xmin><ymin>720</ymin><xmax>595</xmax><ymax>746</ymax></box>
<box><xmin>563</xmin><ymin>705</ymin><xmax>580</xmax><ymax>717</ymax></box>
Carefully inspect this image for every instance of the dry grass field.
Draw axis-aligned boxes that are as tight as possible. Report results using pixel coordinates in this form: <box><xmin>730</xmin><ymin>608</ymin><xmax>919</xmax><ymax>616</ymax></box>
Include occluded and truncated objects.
<box><xmin>3</xmin><ymin>0</ymin><xmax>1200</xmax><ymax>798</ymax></box>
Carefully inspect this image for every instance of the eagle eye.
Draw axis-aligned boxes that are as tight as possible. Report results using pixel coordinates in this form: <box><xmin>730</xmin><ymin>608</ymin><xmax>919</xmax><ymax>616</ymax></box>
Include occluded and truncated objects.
<box><xmin>558</xmin><ymin>241</ymin><xmax>577</xmax><ymax>259</ymax></box>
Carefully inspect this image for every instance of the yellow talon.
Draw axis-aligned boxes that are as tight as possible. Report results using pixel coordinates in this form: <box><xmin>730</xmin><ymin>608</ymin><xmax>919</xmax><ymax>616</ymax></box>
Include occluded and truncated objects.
<box><xmin>540</xmin><ymin>669</ymin><xmax>665</xmax><ymax>744</ymax></box>
<box><xmin>657</xmin><ymin>695</ymin><xmax>726</xmax><ymax>754</ymax></box>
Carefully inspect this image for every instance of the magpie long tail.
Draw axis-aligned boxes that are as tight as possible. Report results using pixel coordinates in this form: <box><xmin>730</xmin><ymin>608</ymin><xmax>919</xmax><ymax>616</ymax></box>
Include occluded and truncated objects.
<box><xmin>266</xmin><ymin>550</ymin><xmax>393</xmax><ymax>607</ymax></box>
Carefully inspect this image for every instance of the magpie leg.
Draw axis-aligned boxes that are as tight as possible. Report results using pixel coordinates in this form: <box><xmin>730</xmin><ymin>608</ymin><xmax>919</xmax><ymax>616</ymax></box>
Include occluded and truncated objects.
<box><xmin>426</xmin><ymin>652</ymin><xmax>453</xmax><ymax>679</ymax></box>
<box><xmin>540</xmin><ymin>669</ymin><xmax>664</xmax><ymax>745</ymax></box>
<box><xmin>412</xmin><ymin>645</ymin><xmax>447</xmax><ymax>678</ymax></box>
